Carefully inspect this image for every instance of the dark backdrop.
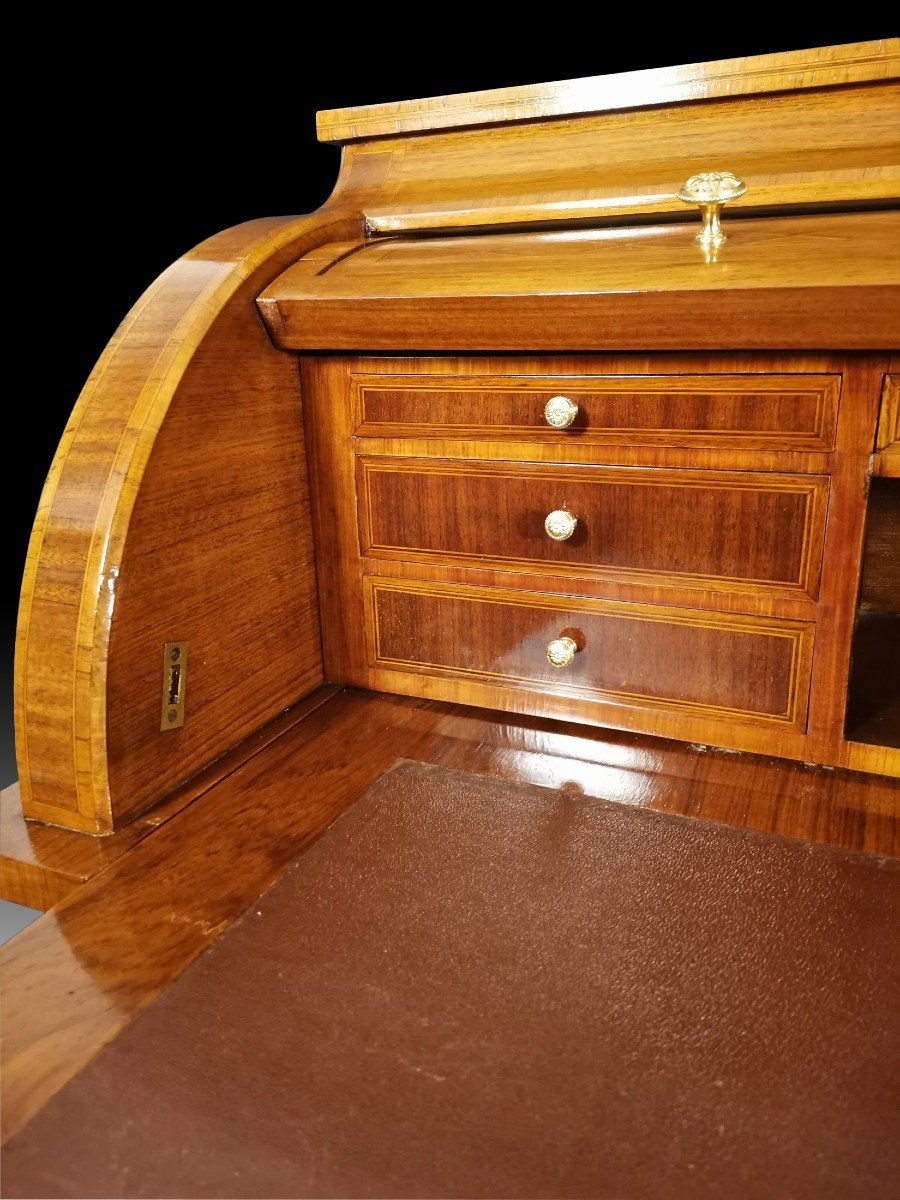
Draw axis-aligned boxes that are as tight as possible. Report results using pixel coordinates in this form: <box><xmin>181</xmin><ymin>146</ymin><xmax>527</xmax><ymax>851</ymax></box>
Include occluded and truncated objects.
<box><xmin>4</xmin><ymin>28</ymin><xmax>889</xmax><ymax>788</ymax></box>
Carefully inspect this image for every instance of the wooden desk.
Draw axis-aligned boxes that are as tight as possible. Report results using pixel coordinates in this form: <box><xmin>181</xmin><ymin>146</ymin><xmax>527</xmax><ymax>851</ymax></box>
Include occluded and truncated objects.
<box><xmin>2</xmin><ymin>41</ymin><xmax>899</xmax><ymax>1196</ymax></box>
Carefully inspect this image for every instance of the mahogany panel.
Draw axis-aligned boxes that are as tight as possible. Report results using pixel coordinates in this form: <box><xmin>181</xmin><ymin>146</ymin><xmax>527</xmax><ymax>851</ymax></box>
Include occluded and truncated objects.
<box><xmin>353</xmin><ymin>372</ymin><xmax>840</xmax><ymax>452</ymax></box>
<box><xmin>367</xmin><ymin>578</ymin><xmax>812</xmax><ymax>729</ymax></box>
<box><xmin>3</xmin><ymin>689</ymin><xmax>896</xmax><ymax>1145</ymax></box>
<box><xmin>304</xmin><ymin>353</ymin><xmax>893</xmax><ymax>775</ymax></box>
<box><xmin>359</xmin><ymin>458</ymin><xmax>828</xmax><ymax>601</ymax></box>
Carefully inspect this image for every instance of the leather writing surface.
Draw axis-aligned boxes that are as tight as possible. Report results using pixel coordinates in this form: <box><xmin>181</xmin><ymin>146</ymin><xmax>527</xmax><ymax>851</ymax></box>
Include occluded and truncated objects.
<box><xmin>5</xmin><ymin>761</ymin><xmax>897</xmax><ymax>1198</ymax></box>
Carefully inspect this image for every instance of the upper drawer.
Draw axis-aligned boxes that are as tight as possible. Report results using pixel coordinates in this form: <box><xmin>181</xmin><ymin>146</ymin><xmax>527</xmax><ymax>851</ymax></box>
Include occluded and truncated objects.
<box><xmin>358</xmin><ymin>458</ymin><xmax>829</xmax><ymax>601</ymax></box>
<box><xmin>351</xmin><ymin>372</ymin><xmax>840</xmax><ymax>452</ymax></box>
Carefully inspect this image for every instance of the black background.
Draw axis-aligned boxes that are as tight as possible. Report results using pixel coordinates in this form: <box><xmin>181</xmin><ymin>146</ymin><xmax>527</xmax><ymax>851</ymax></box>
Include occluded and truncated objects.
<box><xmin>4</xmin><ymin>27</ymin><xmax>890</xmax><ymax>786</ymax></box>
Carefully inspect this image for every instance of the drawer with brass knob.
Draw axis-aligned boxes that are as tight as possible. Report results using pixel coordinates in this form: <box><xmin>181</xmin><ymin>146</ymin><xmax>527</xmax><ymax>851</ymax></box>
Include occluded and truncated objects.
<box><xmin>357</xmin><ymin>457</ymin><xmax>828</xmax><ymax>602</ymax></box>
<box><xmin>350</xmin><ymin>368</ymin><xmax>840</xmax><ymax>452</ymax></box>
<box><xmin>364</xmin><ymin>577</ymin><xmax>814</xmax><ymax>733</ymax></box>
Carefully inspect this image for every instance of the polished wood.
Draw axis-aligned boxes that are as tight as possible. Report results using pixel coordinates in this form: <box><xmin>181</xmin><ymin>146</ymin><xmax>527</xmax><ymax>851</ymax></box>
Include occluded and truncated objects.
<box><xmin>352</xmin><ymin>371</ymin><xmax>841</xmax><ymax>452</ymax></box>
<box><xmin>15</xmin><ymin>211</ymin><xmax>363</xmax><ymax>833</ymax></box>
<box><xmin>360</xmin><ymin>81</ymin><xmax>900</xmax><ymax>235</ymax></box>
<box><xmin>0</xmin><ymin>689</ymin><xmax>340</xmax><ymax>909</ymax></box>
<box><xmin>14</xmin><ymin>45</ymin><xmax>899</xmax><ymax>841</ymax></box>
<box><xmin>873</xmin><ymin>375</ymin><xmax>900</xmax><ymax>477</ymax></box>
<box><xmin>860</xmin><ymin>479</ymin><xmax>900</xmax><ymax>612</ymax></box>
<box><xmin>304</xmin><ymin>354</ymin><xmax>895</xmax><ymax>776</ymax></box>
<box><xmin>367</xmin><ymin>577</ymin><xmax>813</xmax><ymax>729</ymax></box>
<box><xmin>358</xmin><ymin>457</ymin><xmax>829</xmax><ymax>602</ymax></box>
<box><xmin>2</xmin><ymin>687</ymin><xmax>896</xmax><ymax>1144</ymax></box>
<box><xmin>323</xmin><ymin>49</ymin><xmax>900</xmax><ymax>238</ymax></box>
<box><xmin>0</xmin><ymin>783</ymin><xmax>147</xmax><ymax>909</ymax></box>
<box><xmin>258</xmin><ymin>212</ymin><xmax>900</xmax><ymax>353</ymax></box>
<box><xmin>318</xmin><ymin>40</ymin><xmax>898</xmax><ymax>140</ymax></box>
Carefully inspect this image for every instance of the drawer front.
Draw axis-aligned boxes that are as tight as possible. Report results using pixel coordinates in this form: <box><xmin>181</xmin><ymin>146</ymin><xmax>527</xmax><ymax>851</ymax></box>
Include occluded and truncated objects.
<box><xmin>366</xmin><ymin>578</ymin><xmax>813</xmax><ymax>729</ymax></box>
<box><xmin>358</xmin><ymin>458</ymin><xmax>828</xmax><ymax>599</ymax></box>
<box><xmin>352</xmin><ymin>372</ymin><xmax>840</xmax><ymax>451</ymax></box>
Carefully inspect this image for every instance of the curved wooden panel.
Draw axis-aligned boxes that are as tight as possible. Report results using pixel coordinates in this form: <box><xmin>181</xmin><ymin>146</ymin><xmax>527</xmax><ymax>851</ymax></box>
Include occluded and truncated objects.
<box><xmin>16</xmin><ymin>211</ymin><xmax>361</xmax><ymax>833</ymax></box>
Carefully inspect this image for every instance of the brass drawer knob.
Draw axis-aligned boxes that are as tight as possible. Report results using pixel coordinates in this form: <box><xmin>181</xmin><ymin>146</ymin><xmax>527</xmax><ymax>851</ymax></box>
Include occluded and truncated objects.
<box><xmin>547</xmin><ymin>635</ymin><xmax>578</xmax><ymax>668</ymax></box>
<box><xmin>544</xmin><ymin>395</ymin><xmax>579</xmax><ymax>429</ymax></box>
<box><xmin>676</xmin><ymin>171</ymin><xmax>747</xmax><ymax>249</ymax></box>
<box><xmin>544</xmin><ymin>509</ymin><xmax>578</xmax><ymax>541</ymax></box>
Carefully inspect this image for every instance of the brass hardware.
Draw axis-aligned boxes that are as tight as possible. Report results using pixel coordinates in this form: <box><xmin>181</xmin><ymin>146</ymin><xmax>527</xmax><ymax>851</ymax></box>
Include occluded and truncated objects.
<box><xmin>544</xmin><ymin>395</ymin><xmax>579</xmax><ymax>429</ymax></box>
<box><xmin>160</xmin><ymin>641</ymin><xmax>188</xmax><ymax>731</ymax></box>
<box><xmin>544</xmin><ymin>509</ymin><xmax>578</xmax><ymax>541</ymax></box>
<box><xmin>546</xmin><ymin>635</ymin><xmax>578</xmax><ymax>668</ymax></box>
<box><xmin>676</xmin><ymin>171</ymin><xmax>747</xmax><ymax>250</ymax></box>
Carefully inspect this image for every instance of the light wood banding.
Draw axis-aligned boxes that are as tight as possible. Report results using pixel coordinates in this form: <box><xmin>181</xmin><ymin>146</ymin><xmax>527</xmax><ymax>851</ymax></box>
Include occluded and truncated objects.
<box><xmin>366</xmin><ymin>577</ymin><xmax>813</xmax><ymax>731</ymax></box>
<box><xmin>358</xmin><ymin>458</ymin><xmax>829</xmax><ymax>602</ymax></box>
<box><xmin>353</xmin><ymin>373</ymin><xmax>841</xmax><ymax>452</ymax></box>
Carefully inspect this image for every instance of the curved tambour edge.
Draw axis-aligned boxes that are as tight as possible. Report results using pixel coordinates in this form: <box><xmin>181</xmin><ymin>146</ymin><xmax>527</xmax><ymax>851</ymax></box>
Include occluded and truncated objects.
<box><xmin>314</xmin><ymin>40</ymin><xmax>900</xmax><ymax>235</ymax></box>
<box><xmin>16</xmin><ymin>202</ymin><xmax>365</xmax><ymax>833</ymax></box>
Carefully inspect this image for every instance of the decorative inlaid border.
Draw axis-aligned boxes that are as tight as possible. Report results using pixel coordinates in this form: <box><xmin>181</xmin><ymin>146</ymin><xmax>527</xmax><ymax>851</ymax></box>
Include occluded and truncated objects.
<box><xmin>351</xmin><ymin>373</ymin><xmax>841</xmax><ymax>453</ymax></box>
<box><xmin>357</xmin><ymin>457</ymin><xmax>830</xmax><ymax>602</ymax></box>
<box><xmin>364</xmin><ymin>576</ymin><xmax>815</xmax><ymax>731</ymax></box>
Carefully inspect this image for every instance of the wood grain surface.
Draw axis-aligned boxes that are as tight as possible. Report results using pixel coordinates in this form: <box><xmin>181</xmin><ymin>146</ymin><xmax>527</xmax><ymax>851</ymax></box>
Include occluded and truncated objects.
<box><xmin>352</xmin><ymin>77</ymin><xmax>900</xmax><ymax>234</ymax></box>
<box><xmin>367</xmin><ymin>577</ymin><xmax>814</xmax><ymax>728</ymax></box>
<box><xmin>358</xmin><ymin>457</ymin><xmax>828</xmax><ymax>601</ymax></box>
<box><xmin>304</xmin><ymin>353</ymin><xmax>896</xmax><ymax>777</ymax></box>
<box><xmin>352</xmin><ymin>371</ymin><xmax>841</xmax><ymax>452</ymax></box>
<box><xmin>318</xmin><ymin>39</ymin><xmax>900</xmax><ymax>141</ymax></box>
<box><xmin>258</xmin><ymin>212</ymin><xmax>900</xmax><ymax>352</ymax></box>
<box><xmin>873</xmin><ymin>375</ymin><xmax>900</xmax><ymax>477</ymax></box>
<box><xmin>15</xmin><ymin>210</ymin><xmax>363</xmax><ymax>833</ymax></box>
<box><xmin>2</xmin><ymin>687</ymin><xmax>897</xmax><ymax>1145</ymax></box>
<box><xmin>14</xmin><ymin>43</ymin><xmax>899</xmax><ymax>838</ymax></box>
<box><xmin>0</xmin><ymin>690</ymin><xmax>340</xmax><ymax>908</ymax></box>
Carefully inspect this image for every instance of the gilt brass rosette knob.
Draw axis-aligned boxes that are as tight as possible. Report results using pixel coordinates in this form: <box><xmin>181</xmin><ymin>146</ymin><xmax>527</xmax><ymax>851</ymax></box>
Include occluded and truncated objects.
<box><xmin>544</xmin><ymin>510</ymin><xmax>578</xmax><ymax>541</ymax></box>
<box><xmin>676</xmin><ymin>171</ymin><xmax>747</xmax><ymax>249</ymax></box>
<box><xmin>544</xmin><ymin>396</ymin><xmax>579</xmax><ymax>429</ymax></box>
<box><xmin>546</xmin><ymin>635</ymin><xmax>578</xmax><ymax>668</ymax></box>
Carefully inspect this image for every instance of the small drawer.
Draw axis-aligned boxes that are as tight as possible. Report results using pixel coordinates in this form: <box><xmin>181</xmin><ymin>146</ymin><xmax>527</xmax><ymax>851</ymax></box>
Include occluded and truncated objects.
<box><xmin>365</xmin><ymin>578</ymin><xmax>814</xmax><ymax>730</ymax></box>
<box><xmin>358</xmin><ymin>458</ymin><xmax>829</xmax><ymax>600</ymax></box>
<box><xmin>352</xmin><ymin>372</ymin><xmax>840</xmax><ymax>452</ymax></box>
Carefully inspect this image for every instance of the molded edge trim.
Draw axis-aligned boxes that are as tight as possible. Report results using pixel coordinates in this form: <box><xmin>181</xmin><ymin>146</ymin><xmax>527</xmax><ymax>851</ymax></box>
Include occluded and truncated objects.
<box><xmin>317</xmin><ymin>40</ymin><xmax>900</xmax><ymax>143</ymax></box>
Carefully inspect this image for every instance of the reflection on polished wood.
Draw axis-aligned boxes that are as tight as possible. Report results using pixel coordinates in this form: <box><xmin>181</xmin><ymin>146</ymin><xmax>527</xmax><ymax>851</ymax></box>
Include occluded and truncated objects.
<box><xmin>317</xmin><ymin>40</ymin><xmax>899</xmax><ymax>142</ymax></box>
<box><xmin>14</xmin><ymin>42</ymin><xmax>900</xmax><ymax>837</ymax></box>
<box><xmin>331</xmin><ymin>43</ymin><xmax>900</xmax><ymax>236</ymax></box>
<box><xmin>0</xmin><ymin>690</ymin><xmax>340</xmax><ymax>909</ymax></box>
<box><xmin>14</xmin><ymin>215</ymin><xmax>358</xmax><ymax>834</ymax></box>
<box><xmin>259</xmin><ymin>212</ymin><xmax>900</xmax><ymax>352</ymax></box>
<box><xmin>2</xmin><ymin>687</ymin><xmax>897</xmax><ymax>1144</ymax></box>
<box><xmin>367</xmin><ymin>577</ymin><xmax>814</xmax><ymax>728</ymax></box>
<box><xmin>304</xmin><ymin>354</ymin><xmax>897</xmax><ymax>778</ymax></box>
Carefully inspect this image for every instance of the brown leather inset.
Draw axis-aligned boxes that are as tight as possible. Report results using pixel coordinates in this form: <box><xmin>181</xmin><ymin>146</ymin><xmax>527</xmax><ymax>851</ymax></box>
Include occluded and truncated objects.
<box><xmin>4</xmin><ymin>760</ymin><xmax>898</xmax><ymax>1198</ymax></box>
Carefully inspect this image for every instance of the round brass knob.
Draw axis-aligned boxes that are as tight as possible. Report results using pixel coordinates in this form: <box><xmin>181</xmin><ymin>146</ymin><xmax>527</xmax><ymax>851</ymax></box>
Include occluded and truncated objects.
<box><xmin>546</xmin><ymin>635</ymin><xmax>578</xmax><ymax>668</ymax></box>
<box><xmin>676</xmin><ymin>171</ymin><xmax>747</xmax><ymax>249</ymax></box>
<box><xmin>544</xmin><ymin>395</ymin><xmax>579</xmax><ymax>429</ymax></box>
<box><xmin>544</xmin><ymin>509</ymin><xmax>578</xmax><ymax>541</ymax></box>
